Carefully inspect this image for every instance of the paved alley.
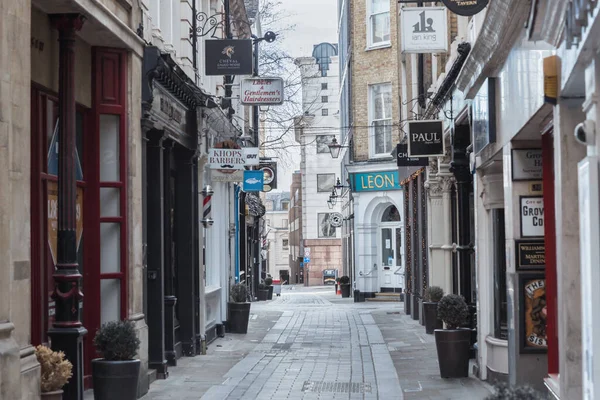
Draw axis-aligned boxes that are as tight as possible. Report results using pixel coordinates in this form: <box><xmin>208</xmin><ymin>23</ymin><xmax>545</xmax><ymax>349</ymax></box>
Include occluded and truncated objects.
<box><xmin>140</xmin><ymin>286</ymin><xmax>493</xmax><ymax>400</ymax></box>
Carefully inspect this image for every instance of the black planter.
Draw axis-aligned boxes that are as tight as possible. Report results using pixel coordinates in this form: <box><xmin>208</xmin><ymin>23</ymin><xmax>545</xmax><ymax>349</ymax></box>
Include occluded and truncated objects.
<box><xmin>257</xmin><ymin>289</ymin><xmax>269</xmax><ymax>301</ymax></box>
<box><xmin>340</xmin><ymin>284</ymin><xmax>351</xmax><ymax>298</ymax></box>
<box><xmin>423</xmin><ymin>302</ymin><xmax>443</xmax><ymax>334</ymax></box>
<box><xmin>227</xmin><ymin>302</ymin><xmax>251</xmax><ymax>333</ymax></box>
<box><xmin>92</xmin><ymin>359</ymin><xmax>141</xmax><ymax>400</ymax></box>
<box><xmin>267</xmin><ymin>286</ymin><xmax>273</xmax><ymax>300</ymax></box>
<box><xmin>434</xmin><ymin>329</ymin><xmax>471</xmax><ymax>378</ymax></box>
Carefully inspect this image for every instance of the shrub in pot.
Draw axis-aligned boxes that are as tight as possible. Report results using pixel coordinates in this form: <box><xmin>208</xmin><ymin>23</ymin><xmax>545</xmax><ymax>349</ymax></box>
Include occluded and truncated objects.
<box><xmin>92</xmin><ymin>320</ymin><xmax>141</xmax><ymax>400</ymax></box>
<box><xmin>486</xmin><ymin>383</ymin><xmax>547</xmax><ymax>400</ymax></box>
<box><xmin>257</xmin><ymin>283</ymin><xmax>269</xmax><ymax>301</ymax></box>
<box><xmin>339</xmin><ymin>275</ymin><xmax>351</xmax><ymax>298</ymax></box>
<box><xmin>265</xmin><ymin>277</ymin><xmax>274</xmax><ymax>300</ymax></box>
<box><xmin>228</xmin><ymin>284</ymin><xmax>251</xmax><ymax>333</ymax></box>
<box><xmin>423</xmin><ymin>286</ymin><xmax>444</xmax><ymax>334</ymax></box>
<box><xmin>36</xmin><ymin>345</ymin><xmax>73</xmax><ymax>400</ymax></box>
<box><xmin>434</xmin><ymin>294</ymin><xmax>470</xmax><ymax>378</ymax></box>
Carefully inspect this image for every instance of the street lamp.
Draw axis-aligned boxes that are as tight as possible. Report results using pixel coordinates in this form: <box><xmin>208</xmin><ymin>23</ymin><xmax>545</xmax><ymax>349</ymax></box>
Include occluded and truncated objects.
<box><xmin>327</xmin><ymin>198</ymin><xmax>334</xmax><ymax>209</ymax></box>
<box><xmin>327</xmin><ymin>137</ymin><xmax>350</xmax><ymax>159</ymax></box>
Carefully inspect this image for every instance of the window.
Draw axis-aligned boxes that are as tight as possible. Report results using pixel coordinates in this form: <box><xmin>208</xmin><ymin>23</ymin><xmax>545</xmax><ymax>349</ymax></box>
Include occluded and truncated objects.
<box><xmin>282</xmin><ymin>239</ymin><xmax>289</xmax><ymax>248</ymax></box>
<box><xmin>369</xmin><ymin>83</ymin><xmax>393</xmax><ymax>157</ymax></box>
<box><xmin>317</xmin><ymin>174</ymin><xmax>335</xmax><ymax>192</ymax></box>
<box><xmin>493</xmin><ymin>209</ymin><xmax>507</xmax><ymax>339</ymax></box>
<box><xmin>282</xmin><ymin>219</ymin><xmax>289</xmax><ymax>228</ymax></box>
<box><xmin>265</xmin><ymin>200</ymin><xmax>274</xmax><ymax>211</ymax></box>
<box><xmin>322</xmin><ymin>96</ymin><xmax>328</xmax><ymax>103</ymax></box>
<box><xmin>322</xmin><ymin>83</ymin><xmax>328</xmax><ymax>90</ymax></box>
<box><xmin>318</xmin><ymin>213</ymin><xmax>337</xmax><ymax>238</ymax></box>
<box><xmin>281</xmin><ymin>201</ymin><xmax>289</xmax><ymax>211</ymax></box>
<box><xmin>322</xmin><ymin>109</ymin><xmax>329</xmax><ymax>116</ymax></box>
<box><xmin>317</xmin><ymin>135</ymin><xmax>335</xmax><ymax>153</ymax></box>
<box><xmin>369</xmin><ymin>0</ymin><xmax>390</xmax><ymax>47</ymax></box>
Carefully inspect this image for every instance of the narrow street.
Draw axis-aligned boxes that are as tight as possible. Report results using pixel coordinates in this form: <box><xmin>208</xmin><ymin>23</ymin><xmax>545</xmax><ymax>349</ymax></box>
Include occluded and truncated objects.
<box><xmin>140</xmin><ymin>286</ymin><xmax>492</xmax><ymax>400</ymax></box>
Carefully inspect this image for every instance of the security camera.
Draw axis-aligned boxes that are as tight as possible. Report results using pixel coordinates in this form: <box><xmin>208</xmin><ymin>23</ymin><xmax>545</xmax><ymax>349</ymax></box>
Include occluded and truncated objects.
<box><xmin>574</xmin><ymin>120</ymin><xmax>596</xmax><ymax>146</ymax></box>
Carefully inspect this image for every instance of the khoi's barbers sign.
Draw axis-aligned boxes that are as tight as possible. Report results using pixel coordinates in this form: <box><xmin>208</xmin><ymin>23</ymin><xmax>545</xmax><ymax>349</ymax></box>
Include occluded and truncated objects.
<box><xmin>407</xmin><ymin>120</ymin><xmax>445</xmax><ymax>157</ymax></box>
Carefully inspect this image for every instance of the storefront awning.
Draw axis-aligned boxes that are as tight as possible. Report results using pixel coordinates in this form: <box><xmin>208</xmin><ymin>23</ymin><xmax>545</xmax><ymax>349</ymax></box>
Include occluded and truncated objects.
<box><xmin>245</xmin><ymin>193</ymin><xmax>266</xmax><ymax>217</ymax></box>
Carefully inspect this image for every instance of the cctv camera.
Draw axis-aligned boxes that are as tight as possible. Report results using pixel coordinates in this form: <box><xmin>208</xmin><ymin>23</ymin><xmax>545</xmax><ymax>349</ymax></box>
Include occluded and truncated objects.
<box><xmin>574</xmin><ymin>120</ymin><xmax>596</xmax><ymax>146</ymax></box>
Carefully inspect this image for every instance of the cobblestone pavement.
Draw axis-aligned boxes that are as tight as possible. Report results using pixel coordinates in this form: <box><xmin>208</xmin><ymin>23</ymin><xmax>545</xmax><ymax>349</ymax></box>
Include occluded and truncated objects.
<box><xmin>135</xmin><ymin>285</ymin><xmax>493</xmax><ymax>400</ymax></box>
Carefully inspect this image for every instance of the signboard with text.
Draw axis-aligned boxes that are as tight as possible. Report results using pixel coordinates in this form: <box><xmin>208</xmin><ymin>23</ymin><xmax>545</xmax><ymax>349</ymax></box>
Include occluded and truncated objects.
<box><xmin>396</xmin><ymin>143</ymin><xmax>429</xmax><ymax>167</ymax></box>
<box><xmin>205</xmin><ymin>39</ymin><xmax>253</xmax><ymax>76</ymax></box>
<box><xmin>515</xmin><ymin>240</ymin><xmax>546</xmax><ymax>270</ymax></box>
<box><xmin>401</xmin><ymin>7</ymin><xmax>448</xmax><ymax>53</ymax></box>
<box><xmin>351</xmin><ymin>170</ymin><xmax>403</xmax><ymax>192</ymax></box>
<box><xmin>241</xmin><ymin>78</ymin><xmax>285</xmax><ymax>105</ymax></box>
<box><xmin>441</xmin><ymin>0</ymin><xmax>489</xmax><ymax>16</ymax></box>
<box><xmin>512</xmin><ymin>149</ymin><xmax>542</xmax><ymax>181</ymax></box>
<box><xmin>408</xmin><ymin>120</ymin><xmax>444</xmax><ymax>157</ymax></box>
<box><xmin>520</xmin><ymin>196</ymin><xmax>544</xmax><ymax>238</ymax></box>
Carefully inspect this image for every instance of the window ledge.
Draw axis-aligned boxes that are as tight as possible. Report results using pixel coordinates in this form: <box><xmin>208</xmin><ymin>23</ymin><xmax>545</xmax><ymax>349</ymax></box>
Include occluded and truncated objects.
<box><xmin>365</xmin><ymin>43</ymin><xmax>392</xmax><ymax>52</ymax></box>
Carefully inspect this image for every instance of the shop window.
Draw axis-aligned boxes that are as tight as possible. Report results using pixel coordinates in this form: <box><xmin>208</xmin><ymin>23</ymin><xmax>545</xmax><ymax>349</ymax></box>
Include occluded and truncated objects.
<box><xmin>493</xmin><ymin>209</ymin><xmax>508</xmax><ymax>339</ymax></box>
<box><xmin>369</xmin><ymin>83</ymin><xmax>393</xmax><ymax>157</ymax></box>
<box><xmin>317</xmin><ymin>135</ymin><xmax>335</xmax><ymax>153</ymax></box>
<box><xmin>317</xmin><ymin>174</ymin><xmax>335</xmax><ymax>192</ymax></box>
<box><xmin>368</xmin><ymin>0</ymin><xmax>390</xmax><ymax>47</ymax></box>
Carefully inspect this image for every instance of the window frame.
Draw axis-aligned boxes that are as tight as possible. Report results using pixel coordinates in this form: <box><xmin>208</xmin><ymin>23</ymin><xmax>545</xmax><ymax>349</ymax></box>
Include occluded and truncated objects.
<box><xmin>322</xmin><ymin>83</ymin><xmax>328</xmax><ymax>90</ymax></box>
<box><xmin>368</xmin><ymin>82</ymin><xmax>394</xmax><ymax>158</ymax></box>
<box><xmin>316</xmin><ymin>135</ymin><xmax>335</xmax><ymax>153</ymax></box>
<box><xmin>367</xmin><ymin>0</ymin><xmax>391</xmax><ymax>48</ymax></box>
<box><xmin>317</xmin><ymin>174</ymin><xmax>336</xmax><ymax>193</ymax></box>
<box><xmin>322</xmin><ymin>109</ymin><xmax>329</xmax><ymax>116</ymax></box>
<box><xmin>318</xmin><ymin>213</ymin><xmax>337</xmax><ymax>238</ymax></box>
<box><xmin>322</xmin><ymin>95</ymin><xmax>329</xmax><ymax>103</ymax></box>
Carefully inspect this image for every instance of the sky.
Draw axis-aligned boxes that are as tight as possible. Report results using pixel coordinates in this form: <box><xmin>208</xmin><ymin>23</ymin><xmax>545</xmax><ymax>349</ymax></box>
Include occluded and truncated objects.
<box><xmin>265</xmin><ymin>0</ymin><xmax>338</xmax><ymax>192</ymax></box>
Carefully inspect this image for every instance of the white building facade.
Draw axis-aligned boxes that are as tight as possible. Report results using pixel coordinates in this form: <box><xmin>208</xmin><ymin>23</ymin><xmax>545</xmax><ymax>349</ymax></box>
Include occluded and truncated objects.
<box><xmin>264</xmin><ymin>192</ymin><xmax>291</xmax><ymax>282</ymax></box>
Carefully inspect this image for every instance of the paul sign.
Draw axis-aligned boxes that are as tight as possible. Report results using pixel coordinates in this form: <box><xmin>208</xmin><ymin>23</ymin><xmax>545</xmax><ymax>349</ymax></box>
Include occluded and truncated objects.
<box><xmin>408</xmin><ymin>120</ymin><xmax>444</xmax><ymax>157</ymax></box>
<box><xmin>441</xmin><ymin>0</ymin><xmax>489</xmax><ymax>16</ymax></box>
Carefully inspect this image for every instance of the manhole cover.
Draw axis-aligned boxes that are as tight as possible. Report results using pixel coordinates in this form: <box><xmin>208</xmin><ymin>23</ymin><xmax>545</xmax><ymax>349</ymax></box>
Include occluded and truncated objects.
<box><xmin>301</xmin><ymin>381</ymin><xmax>372</xmax><ymax>394</ymax></box>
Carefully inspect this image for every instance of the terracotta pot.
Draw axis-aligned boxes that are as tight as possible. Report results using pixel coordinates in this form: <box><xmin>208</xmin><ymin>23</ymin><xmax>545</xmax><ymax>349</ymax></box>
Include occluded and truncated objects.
<box><xmin>41</xmin><ymin>390</ymin><xmax>63</xmax><ymax>400</ymax></box>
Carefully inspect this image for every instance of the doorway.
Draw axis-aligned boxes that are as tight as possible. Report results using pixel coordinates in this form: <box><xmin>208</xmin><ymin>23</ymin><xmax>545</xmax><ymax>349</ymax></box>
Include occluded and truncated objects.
<box><xmin>379</xmin><ymin>205</ymin><xmax>404</xmax><ymax>291</ymax></box>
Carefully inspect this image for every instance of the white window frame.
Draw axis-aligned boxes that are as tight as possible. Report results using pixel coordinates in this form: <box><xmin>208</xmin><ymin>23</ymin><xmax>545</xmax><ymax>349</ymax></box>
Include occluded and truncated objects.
<box><xmin>367</xmin><ymin>0</ymin><xmax>391</xmax><ymax>49</ymax></box>
<box><xmin>369</xmin><ymin>82</ymin><xmax>393</xmax><ymax>158</ymax></box>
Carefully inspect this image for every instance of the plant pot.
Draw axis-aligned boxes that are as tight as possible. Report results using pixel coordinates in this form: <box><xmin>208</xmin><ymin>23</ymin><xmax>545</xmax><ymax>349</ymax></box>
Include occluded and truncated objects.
<box><xmin>41</xmin><ymin>390</ymin><xmax>63</xmax><ymax>400</ymax></box>
<box><xmin>340</xmin><ymin>284</ymin><xmax>351</xmax><ymax>298</ymax></box>
<box><xmin>228</xmin><ymin>302</ymin><xmax>251</xmax><ymax>333</ymax></box>
<box><xmin>267</xmin><ymin>286</ymin><xmax>273</xmax><ymax>300</ymax></box>
<box><xmin>434</xmin><ymin>329</ymin><xmax>471</xmax><ymax>378</ymax></box>
<box><xmin>92</xmin><ymin>359</ymin><xmax>141</xmax><ymax>400</ymax></box>
<box><xmin>423</xmin><ymin>302</ymin><xmax>443</xmax><ymax>334</ymax></box>
<box><xmin>257</xmin><ymin>289</ymin><xmax>269</xmax><ymax>301</ymax></box>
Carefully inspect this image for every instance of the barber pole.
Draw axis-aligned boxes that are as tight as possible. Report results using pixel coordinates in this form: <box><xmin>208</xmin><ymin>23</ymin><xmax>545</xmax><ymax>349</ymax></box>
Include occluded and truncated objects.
<box><xmin>201</xmin><ymin>185</ymin><xmax>214</xmax><ymax>228</ymax></box>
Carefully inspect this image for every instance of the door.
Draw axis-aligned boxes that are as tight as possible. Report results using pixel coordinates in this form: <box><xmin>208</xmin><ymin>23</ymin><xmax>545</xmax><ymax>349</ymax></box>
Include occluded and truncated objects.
<box><xmin>379</xmin><ymin>225</ymin><xmax>404</xmax><ymax>291</ymax></box>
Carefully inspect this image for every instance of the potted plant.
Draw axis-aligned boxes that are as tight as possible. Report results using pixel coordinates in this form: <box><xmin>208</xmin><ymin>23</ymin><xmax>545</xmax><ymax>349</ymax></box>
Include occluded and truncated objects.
<box><xmin>228</xmin><ymin>283</ymin><xmax>251</xmax><ymax>333</ymax></box>
<box><xmin>35</xmin><ymin>345</ymin><xmax>73</xmax><ymax>400</ymax></box>
<box><xmin>434</xmin><ymin>294</ymin><xmax>470</xmax><ymax>378</ymax></box>
<box><xmin>339</xmin><ymin>275</ymin><xmax>351</xmax><ymax>298</ymax></box>
<box><xmin>423</xmin><ymin>286</ymin><xmax>444</xmax><ymax>334</ymax></box>
<box><xmin>92</xmin><ymin>320</ymin><xmax>141</xmax><ymax>400</ymax></box>
<box><xmin>265</xmin><ymin>277</ymin><xmax>274</xmax><ymax>300</ymax></box>
<box><xmin>257</xmin><ymin>283</ymin><xmax>269</xmax><ymax>301</ymax></box>
<box><xmin>486</xmin><ymin>383</ymin><xmax>547</xmax><ymax>400</ymax></box>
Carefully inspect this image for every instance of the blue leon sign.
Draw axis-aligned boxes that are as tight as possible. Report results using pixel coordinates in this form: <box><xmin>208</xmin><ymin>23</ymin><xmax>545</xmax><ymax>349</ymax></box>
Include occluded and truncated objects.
<box><xmin>243</xmin><ymin>170</ymin><xmax>264</xmax><ymax>192</ymax></box>
<box><xmin>351</xmin><ymin>170</ymin><xmax>402</xmax><ymax>192</ymax></box>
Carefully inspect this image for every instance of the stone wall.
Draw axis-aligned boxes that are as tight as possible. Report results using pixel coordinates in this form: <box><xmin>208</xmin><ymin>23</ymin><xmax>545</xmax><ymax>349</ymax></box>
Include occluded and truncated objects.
<box><xmin>305</xmin><ymin>239</ymin><xmax>342</xmax><ymax>286</ymax></box>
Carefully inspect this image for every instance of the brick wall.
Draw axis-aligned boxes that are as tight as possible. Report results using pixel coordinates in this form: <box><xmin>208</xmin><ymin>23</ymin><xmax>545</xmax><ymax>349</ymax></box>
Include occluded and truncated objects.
<box><xmin>305</xmin><ymin>239</ymin><xmax>342</xmax><ymax>286</ymax></box>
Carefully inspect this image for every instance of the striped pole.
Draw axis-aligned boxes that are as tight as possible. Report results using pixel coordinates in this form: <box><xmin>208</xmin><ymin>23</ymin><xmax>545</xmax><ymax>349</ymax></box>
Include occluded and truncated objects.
<box><xmin>201</xmin><ymin>185</ymin><xmax>214</xmax><ymax>228</ymax></box>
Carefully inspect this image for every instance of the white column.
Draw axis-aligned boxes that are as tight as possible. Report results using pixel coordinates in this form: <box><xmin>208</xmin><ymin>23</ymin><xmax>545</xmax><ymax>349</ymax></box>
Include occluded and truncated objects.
<box><xmin>160</xmin><ymin>0</ymin><xmax>174</xmax><ymax>50</ymax></box>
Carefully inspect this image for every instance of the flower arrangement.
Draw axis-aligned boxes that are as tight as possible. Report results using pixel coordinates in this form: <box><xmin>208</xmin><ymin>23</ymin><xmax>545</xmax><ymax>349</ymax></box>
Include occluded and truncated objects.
<box><xmin>35</xmin><ymin>345</ymin><xmax>73</xmax><ymax>393</ymax></box>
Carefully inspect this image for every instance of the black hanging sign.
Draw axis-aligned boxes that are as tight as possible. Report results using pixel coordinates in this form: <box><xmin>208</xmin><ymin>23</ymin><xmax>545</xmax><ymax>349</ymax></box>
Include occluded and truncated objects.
<box><xmin>396</xmin><ymin>144</ymin><xmax>429</xmax><ymax>167</ymax></box>
<box><xmin>205</xmin><ymin>39</ymin><xmax>253</xmax><ymax>76</ymax></box>
<box><xmin>441</xmin><ymin>0</ymin><xmax>489</xmax><ymax>16</ymax></box>
<box><xmin>408</xmin><ymin>120</ymin><xmax>444</xmax><ymax>157</ymax></box>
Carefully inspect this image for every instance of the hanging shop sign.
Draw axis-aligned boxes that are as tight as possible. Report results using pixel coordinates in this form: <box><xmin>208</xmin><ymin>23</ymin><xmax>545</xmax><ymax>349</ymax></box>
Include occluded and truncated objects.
<box><xmin>520</xmin><ymin>196</ymin><xmax>544</xmax><ymax>238</ymax></box>
<box><xmin>205</xmin><ymin>39</ymin><xmax>253</xmax><ymax>76</ymax></box>
<box><xmin>515</xmin><ymin>240</ymin><xmax>546</xmax><ymax>270</ymax></box>
<box><xmin>401</xmin><ymin>7</ymin><xmax>448</xmax><ymax>54</ymax></box>
<box><xmin>473</xmin><ymin>78</ymin><xmax>497</xmax><ymax>155</ymax></box>
<box><xmin>243</xmin><ymin>170</ymin><xmax>264</xmax><ymax>192</ymax></box>
<box><xmin>512</xmin><ymin>149</ymin><xmax>543</xmax><ymax>181</ymax></box>
<box><xmin>241</xmin><ymin>78</ymin><xmax>285</xmax><ymax>105</ymax></box>
<box><xmin>543</xmin><ymin>56</ymin><xmax>558</xmax><ymax>105</ymax></box>
<box><xmin>260</xmin><ymin>160</ymin><xmax>277</xmax><ymax>190</ymax></box>
<box><xmin>407</xmin><ymin>120</ymin><xmax>444</xmax><ymax>157</ymax></box>
<box><xmin>441</xmin><ymin>0</ymin><xmax>488</xmax><ymax>16</ymax></box>
<box><xmin>209</xmin><ymin>147</ymin><xmax>245</xmax><ymax>170</ymax></box>
<box><xmin>243</xmin><ymin>147</ymin><xmax>260</xmax><ymax>165</ymax></box>
<box><xmin>518</xmin><ymin>272</ymin><xmax>547</xmax><ymax>353</ymax></box>
<box><xmin>351</xmin><ymin>170</ymin><xmax>402</xmax><ymax>192</ymax></box>
<box><xmin>396</xmin><ymin>143</ymin><xmax>429</xmax><ymax>167</ymax></box>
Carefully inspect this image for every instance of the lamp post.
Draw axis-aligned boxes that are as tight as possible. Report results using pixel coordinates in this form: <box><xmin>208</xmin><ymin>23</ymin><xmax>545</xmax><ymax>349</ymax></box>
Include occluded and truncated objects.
<box><xmin>328</xmin><ymin>137</ymin><xmax>343</xmax><ymax>159</ymax></box>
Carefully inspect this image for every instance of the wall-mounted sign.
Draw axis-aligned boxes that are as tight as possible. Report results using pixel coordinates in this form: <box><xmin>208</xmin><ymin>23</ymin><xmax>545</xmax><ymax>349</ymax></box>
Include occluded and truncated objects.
<box><xmin>408</xmin><ymin>120</ymin><xmax>444</xmax><ymax>157</ymax></box>
<box><xmin>473</xmin><ymin>78</ymin><xmax>497</xmax><ymax>155</ymax></box>
<box><xmin>396</xmin><ymin>143</ymin><xmax>429</xmax><ymax>167</ymax></box>
<box><xmin>260</xmin><ymin>160</ymin><xmax>277</xmax><ymax>189</ymax></box>
<box><xmin>401</xmin><ymin>7</ymin><xmax>448</xmax><ymax>54</ymax></box>
<box><xmin>515</xmin><ymin>240</ymin><xmax>545</xmax><ymax>270</ymax></box>
<box><xmin>243</xmin><ymin>147</ymin><xmax>260</xmax><ymax>165</ymax></box>
<box><xmin>529</xmin><ymin>182</ymin><xmax>543</xmax><ymax>194</ymax></box>
<box><xmin>512</xmin><ymin>149</ymin><xmax>542</xmax><ymax>181</ymax></box>
<box><xmin>543</xmin><ymin>56</ymin><xmax>558</xmax><ymax>105</ymax></box>
<box><xmin>243</xmin><ymin>170</ymin><xmax>264</xmax><ymax>192</ymax></box>
<box><xmin>519</xmin><ymin>272</ymin><xmax>547</xmax><ymax>353</ymax></box>
<box><xmin>351</xmin><ymin>170</ymin><xmax>403</xmax><ymax>192</ymax></box>
<box><xmin>209</xmin><ymin>147</ymin><xmax>246</xmax><ymax>170</ymax></box>
<box><xmin>210</xmin><ymin>169</ymin><xmax>243</xmax><ymax>182</ymax></box>
<box><xmin>241</xmin><ymin>78</ymin><xmax>285</xmax><ymax>105</ymax></box>
<box><xmin>441</xmin><ymin>0</ymin><xmax>488</xmax><ymax>16</ymax></box>
<box><xmin>205</xmin><ymin>39</ymin><xmax>253</xmax><ymax>76</ymax></box>
<box><xmin>520</xmin><ymin>196</ymin><xmax>544</xmax><ymax>238</ymax></box>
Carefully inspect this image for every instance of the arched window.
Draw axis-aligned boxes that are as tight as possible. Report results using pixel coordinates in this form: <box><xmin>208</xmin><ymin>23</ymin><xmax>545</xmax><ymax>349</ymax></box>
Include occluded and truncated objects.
<box><xmin>381</xmin><ymin>205</ymin><xmax>400</xmax><ymax>222</ymax></box>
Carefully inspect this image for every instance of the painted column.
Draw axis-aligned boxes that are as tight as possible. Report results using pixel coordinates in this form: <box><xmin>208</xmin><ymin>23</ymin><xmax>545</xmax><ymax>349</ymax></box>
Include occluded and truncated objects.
<box><xmin>48</xmin><ymin>14</ymin><xmax>88</xmax><ymax>400</ymax></box>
